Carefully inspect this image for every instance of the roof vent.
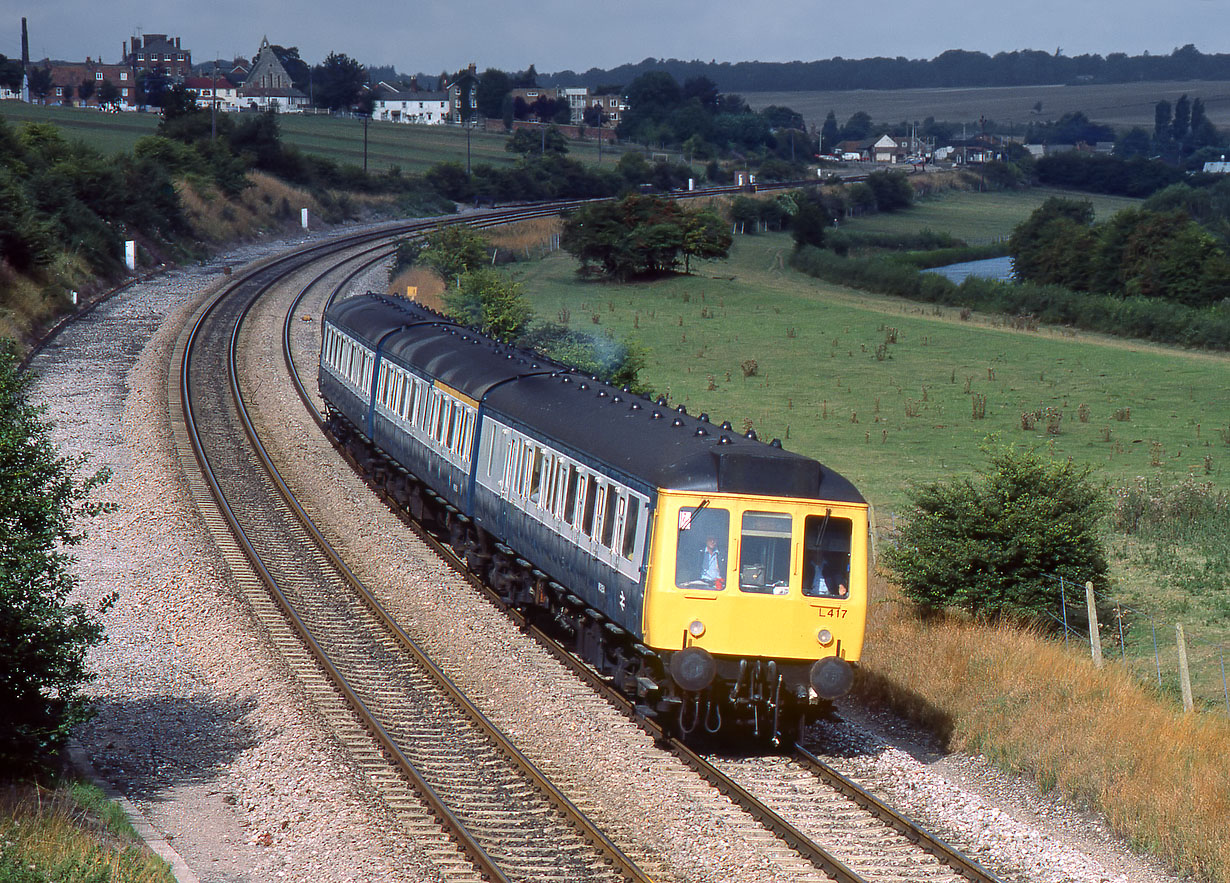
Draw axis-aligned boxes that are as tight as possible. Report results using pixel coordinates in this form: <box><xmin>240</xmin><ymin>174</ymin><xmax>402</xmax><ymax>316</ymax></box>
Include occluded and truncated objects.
<box><xmin>612</xmin><ymin>395</ymin><xmax>623</xmax><ymax>403</ymax></box>
<box><xmin>630</xmin><ymin>402</ymin><xmax>643</xmax><ymax>411</ymax></box>
<box><xmin>579</xmin><ymin>382</ymin><xmax>589</xmax><ymax>390</ymax></box>
<box><xmin>745</xmin><ymin>429</ymin><xmax>758</xmax><ymax>440</ymax></box>
<box><xmin>676</xmin><ymin>404</ymin><xmax>687</xmax><ymax>414</ymax></box>
<box><xmin>651</xmin><ymin>410</ymin><xmax>663</xmax><ymax>420</ymax></box>
<box><xmin>672</xmin><ymin>417</ymin><xmax>685</xmax><ymax>427</ymax></box>
<box><xmin>699</xmin><ymin>413</ymin><xmax>710</xmax><ymax>423</ymax></box>
<box><xmin>720</xmin><ymin>421</ymin><xmax>733</xmax><ymax>431</ymax></box>
<box><xmin>770</xmin><ymin>438</ymin><xmax>783</xmax><ymax>448</ymax></box>
<box><xmin>695</xmin><ymin>427</ymin><xmax>709</xmax><ymax>437</ymax></box>
<box><xmin>561</xmin><ymin>375</ymin><xmax>571</xmax><ymax>383</ymax></box>
<box><xmin>656</xmin><ymin>395</ymin><xmax>668</xmax><ymax>406</ymax></box>
<box><xmin>597</xmin><ymin>390</ymin><xmax>609</xmax><ymax>398</ymax></box>
<box><xmin>718</xmin><ymin>435</ymin><xmax>733</xmax><ymax>445</ymax></box>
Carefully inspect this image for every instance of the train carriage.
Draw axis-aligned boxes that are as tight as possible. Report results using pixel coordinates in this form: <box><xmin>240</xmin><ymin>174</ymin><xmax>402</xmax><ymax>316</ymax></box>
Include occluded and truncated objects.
<box><xmin>320</xmin><ymin>292</ymin><xmax>869</xmax><ymax>741</ymax></box>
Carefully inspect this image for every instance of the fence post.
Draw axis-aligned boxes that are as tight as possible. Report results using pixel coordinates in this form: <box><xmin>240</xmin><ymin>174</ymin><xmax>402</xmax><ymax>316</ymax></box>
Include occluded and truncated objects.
<box><xmin>1152</xmin><ymin>620</ymin><xmax>1162</xmax><ymax>686</ymax></box>
<box><xmin>1060</xmin><ymin>577</ymin><xmax>1069</xmax><ymax>650</ymax></box>
<box><xmin>1086</xmin><ymin>582</ymin><xmax>1103</xmax><ymax>668</ymax></box>
<box><xmin>1177</xmin><ymin>623</ymin><xmax>1194</xmax><ymax>713</ymax></box>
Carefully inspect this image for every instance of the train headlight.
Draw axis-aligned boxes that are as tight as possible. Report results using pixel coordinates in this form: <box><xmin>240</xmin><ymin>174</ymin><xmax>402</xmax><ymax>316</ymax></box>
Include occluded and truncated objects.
<box><xmin>817</xmin><ymin>629</ymin><xmax>834</xmax><ymax>646</ymax></box>
<box><xmin>689</xmin><ymin>620</ymin><xmax>706</xmax><ymax>638</ymax></box>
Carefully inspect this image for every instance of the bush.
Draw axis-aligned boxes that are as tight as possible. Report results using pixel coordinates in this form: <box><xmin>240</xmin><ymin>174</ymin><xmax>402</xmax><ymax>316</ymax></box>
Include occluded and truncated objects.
<box><xmin>882</xmin><ymin>441</ymin><xmax>1109</xmax><ymax>619</ymax></box>
<box><xmin>0</xmin><ymin>341</ymin><xmax>113</xmax><ymax>775</ymax></box>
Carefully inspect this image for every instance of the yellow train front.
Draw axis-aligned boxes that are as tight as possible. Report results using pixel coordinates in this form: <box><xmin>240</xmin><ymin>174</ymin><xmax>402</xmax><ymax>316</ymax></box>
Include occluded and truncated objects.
<box><xmin>641</xmin><ymin>490</ymin><xmax>867</xmax><ymax>741</ymax></box>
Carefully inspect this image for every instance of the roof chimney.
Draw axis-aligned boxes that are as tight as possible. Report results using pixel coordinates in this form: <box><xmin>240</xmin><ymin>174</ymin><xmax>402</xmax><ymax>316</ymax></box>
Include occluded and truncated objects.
<box><xmin>21</xmin><ymin>17</ymin><xmax>29</xmax><ymax>67</ymax></box>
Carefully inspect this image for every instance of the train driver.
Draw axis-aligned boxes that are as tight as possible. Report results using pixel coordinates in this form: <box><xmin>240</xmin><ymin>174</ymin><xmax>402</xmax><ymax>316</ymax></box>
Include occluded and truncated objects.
<box><xmin>806</xmin><ymin>553</ymin><xmax>849</xmax><ymax>599</ymax></box>
<box><xmin>699</xmin><ymin>535</ymin><xmax>726</xmax><ymax>589</ymax></box>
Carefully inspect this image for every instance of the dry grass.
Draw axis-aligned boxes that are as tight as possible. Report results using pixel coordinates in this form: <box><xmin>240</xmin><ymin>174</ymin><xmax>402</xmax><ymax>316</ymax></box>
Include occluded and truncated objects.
<box><xmin>858</xmin><ymin>573</ymin><xmax>1230</xmax><ymax>881</ymax></box>
<box><xmin>0</xmin><ymin>782</ymin><xmax>173</xmax><ymax>882</ymax></box>
<box><xmin>387</xmin><ymin>267</ymin><xmax>446</xmax><ymax>312</ymax></box>
<box><xmin>178</xmin><ymin>172</ymin><xmax>329</xmax><ymax>243</ymax></box>
<box><xmin>487</xmin><ymin>217</ymin><xmax>562</xmax><ymax>255</ymax></box>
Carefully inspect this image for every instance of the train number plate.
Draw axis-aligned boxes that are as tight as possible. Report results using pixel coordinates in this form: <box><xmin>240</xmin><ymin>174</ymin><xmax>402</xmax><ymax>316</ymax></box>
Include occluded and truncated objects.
<box><xmin>816</xmin><ymin>606</ymin><xmax>848</xmax><ymax>619</ymax></box>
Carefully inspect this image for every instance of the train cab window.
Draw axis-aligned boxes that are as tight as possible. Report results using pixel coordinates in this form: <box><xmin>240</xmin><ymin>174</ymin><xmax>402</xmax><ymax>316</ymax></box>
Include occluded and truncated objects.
<box><xmin>675</xmin><ymin>505</ymin><xmax>730</xmax><ymax>590</ymax></box>
<box><xmin>803</xmin><ymin>512</ymin><xmax>853</xmax><ymax>599</ymax></box>
<box><xmin>739</xmin><ymin>512</ymin><xmax>793</xmax><ymax>595</ymax></box>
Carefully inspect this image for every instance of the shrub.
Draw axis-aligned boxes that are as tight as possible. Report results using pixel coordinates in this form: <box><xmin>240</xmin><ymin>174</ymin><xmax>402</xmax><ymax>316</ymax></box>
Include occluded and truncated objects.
<box><xmin>882</xmin><ymin>440</ymin><xmax>1109</xmax><ymax>619</ymax></box>
<box><xmin>0</xmin><ymin>341</ymin><xmax>113</xmax><ymax>775</ymax></box>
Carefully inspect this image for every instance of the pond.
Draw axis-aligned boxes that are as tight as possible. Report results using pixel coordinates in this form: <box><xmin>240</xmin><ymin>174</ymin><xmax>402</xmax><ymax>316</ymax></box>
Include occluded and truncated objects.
<box><xmin>926</xmin><ymin>255</ymin><xmax>1015</xmax><ymax>283</ymax></box>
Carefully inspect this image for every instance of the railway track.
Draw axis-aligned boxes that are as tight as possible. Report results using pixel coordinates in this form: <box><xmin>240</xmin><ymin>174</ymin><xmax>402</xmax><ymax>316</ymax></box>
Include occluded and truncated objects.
<box><xmin>268</xmin><ymin>223</ymin><xmax>1008</xmax><ymax>883</ymax></box>
<box><xmin>171</xmin><ymin>195</ymin><xmax>1008</xmax><ymax>883</ymax></box>
<box><xmin>175</xmin><ymin>220</ymin><xmax>656</xmax><ymax>883</ymax></box>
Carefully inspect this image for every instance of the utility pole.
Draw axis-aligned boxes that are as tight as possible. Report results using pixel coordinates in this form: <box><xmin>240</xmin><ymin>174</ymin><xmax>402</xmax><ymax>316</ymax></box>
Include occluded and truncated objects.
<box><xmin>363</xmin><ymin>113</ymin><xmax>369</xmax><ymax>172</ymax></box>
<box><xmin>210</xmin><ymin>56</ymin><xmax>217</xmax><ymax>141</ymax></box>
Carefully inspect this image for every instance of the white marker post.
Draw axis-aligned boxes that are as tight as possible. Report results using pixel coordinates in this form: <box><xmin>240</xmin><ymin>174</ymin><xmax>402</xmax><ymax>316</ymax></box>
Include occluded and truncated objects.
<box><xmin>301</xmin><ymin>208</ymin><xmax>310</xmax><ymax>229</ymax></box>
<box><xmin>125</xmin><ymin>240</ymin><xmax>136</xmax><ymax>271</ymax></box>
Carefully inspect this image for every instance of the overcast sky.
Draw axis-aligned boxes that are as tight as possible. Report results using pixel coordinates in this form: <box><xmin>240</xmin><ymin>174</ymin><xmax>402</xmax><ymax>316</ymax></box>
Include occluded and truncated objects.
<box><xmin>5</xmin><ymin>1</ymin><xmax>1230</xmax><ymax>76</ymax></box>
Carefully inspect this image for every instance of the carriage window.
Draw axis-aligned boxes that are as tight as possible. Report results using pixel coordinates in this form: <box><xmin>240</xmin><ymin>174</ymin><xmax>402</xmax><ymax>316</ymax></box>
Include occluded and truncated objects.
<box><xmin>488</xmin><ymin>429</ymin><xmax>506</xmax><ymax>480</ymax></box>
<box><xmin>601</xmin><ymin>488</ymin><xmax>619</xmax><ymax>547</ymax></box>
<box><xmin>581</xmin><ymin>475</ymin><xmax>599</xmax><ymax>536</ymax></box>
<box><xmin>675</xmin><ymin>505</ymin><xmax>730</xmax><ymax>590</ymax></box>
<box><xmin>564</xmin><ymin>466</ymin><xmax>580</xmax><ymax>525</ymax></box>
<box><xmin>622</xmin><ymin>497</ymin><xmax>640</xmax><ymax>560</ymax></box>
<box><xmin>739</xmin><ymin>512</ymin><xmax>793</xmax><ymax>595</ymax></box>
<box><xmin>530</xmin><ymin>449</ymin><xmax>545</xmax><ymax>504</ymax></box>
<box><xmin>803</xmin><ymin>512</ymin><xmax>853</xmax><ymax>599</ymax></box>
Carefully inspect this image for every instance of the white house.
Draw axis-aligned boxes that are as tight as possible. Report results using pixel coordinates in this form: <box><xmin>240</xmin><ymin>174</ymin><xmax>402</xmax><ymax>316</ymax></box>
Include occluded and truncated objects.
<box><xmin>373</xmin><ymin>90</ymin><xmax>449</xmax><ymax>124</ymax></box>
<box><xmin>184</xmin><ymin>76</ymin><xmax>240</xmax><ymax>112</ymax></box>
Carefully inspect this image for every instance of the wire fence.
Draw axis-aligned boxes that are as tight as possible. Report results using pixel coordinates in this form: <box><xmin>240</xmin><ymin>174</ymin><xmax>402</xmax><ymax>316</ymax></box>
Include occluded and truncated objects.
<box><xmin>873</xmin><ymin>512</ymin><xmax>1230</xmax><ymax>717</ymax></box>
<box><xmin>1044</xmin><ymin>575</ymin><xmax>1230</xmax><ymax>717</ymax></box>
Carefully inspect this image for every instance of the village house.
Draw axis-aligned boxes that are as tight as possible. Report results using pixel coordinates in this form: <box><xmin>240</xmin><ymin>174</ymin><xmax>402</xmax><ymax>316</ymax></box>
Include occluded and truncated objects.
<box><xmin>125</xmin><ymin>34</ymin><xmax>192</xmax><ymax>80</ymax></box>
<box><xmin>35</xmin><ymin>58</ymin><xmax>136</xmax><ymax>109</ymax></box>
<box><xmin>184</xmin><ymin>75</ymin><xmax>240</xmax><ymax>112</ymax></box>
<box><xmin>372</xmin><ymin>89</ymin><xmax>449</xmax><ymax>124</ymax></box>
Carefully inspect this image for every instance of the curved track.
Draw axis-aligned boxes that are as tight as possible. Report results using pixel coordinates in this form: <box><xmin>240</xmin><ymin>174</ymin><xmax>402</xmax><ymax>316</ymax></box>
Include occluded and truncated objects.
<box><xmin>176</xmin><ymin>217</ymin><xmax>653</xmax><ymax>883</ymax></box>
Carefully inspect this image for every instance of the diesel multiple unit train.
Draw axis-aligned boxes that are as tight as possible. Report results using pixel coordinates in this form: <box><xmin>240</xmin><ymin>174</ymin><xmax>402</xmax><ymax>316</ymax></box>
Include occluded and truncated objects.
<box><xmin>318</xmin><ymin>292</ymin><xmax>869</xmax><ymax>741</ymax></box>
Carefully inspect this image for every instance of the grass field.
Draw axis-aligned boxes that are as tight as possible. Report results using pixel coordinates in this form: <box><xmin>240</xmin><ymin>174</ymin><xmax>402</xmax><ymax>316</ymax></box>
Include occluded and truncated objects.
<box><xmin>838</xmin><ymin>186</ymin><xmax>1141</xmax><ymax>244</ymax></box>
<box><xmin>744</xmin><ymin>79</ymin><xmax>1230</xmax><ymax>133</ymax></box>
<box><xmin>512</xmin><ymin>191</ymin><xmax>1228</xmax><ymax>519</ymax></box>
<box><xmin>0</xmin><ymin>101</ymin><xmax>635</xmax><ymax>173</ymax></box>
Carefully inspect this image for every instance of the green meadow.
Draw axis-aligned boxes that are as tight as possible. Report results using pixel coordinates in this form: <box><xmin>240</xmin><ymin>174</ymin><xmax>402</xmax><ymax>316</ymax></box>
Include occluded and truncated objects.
<box><xmin>516</xmin><ymin>197</ymin><xmax>1228</xmax><ymax>519</ymax></box>
<box><xmin>0</xmin><ymin>101</ymin><xmax>631</xmax><ymax>173</ymax></box>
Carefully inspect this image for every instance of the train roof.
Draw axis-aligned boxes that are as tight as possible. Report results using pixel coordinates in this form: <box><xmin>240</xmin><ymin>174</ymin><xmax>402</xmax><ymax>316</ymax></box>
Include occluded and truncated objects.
<box><xmin>325</xmin><ymin>293</ymin><xmax>865</xmax><ymax>505</ymax></box>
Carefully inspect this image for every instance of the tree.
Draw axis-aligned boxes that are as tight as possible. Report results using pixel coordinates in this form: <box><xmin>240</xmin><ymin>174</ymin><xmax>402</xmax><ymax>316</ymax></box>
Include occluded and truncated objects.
<box><xmin>476</xmin><ymin>68</ymin><xmax>511</xmax><ymax>119</ymax></box>
<box><xmin>312</xmin><ymin>52</ymin><xmax>367</xmax><ymax>111</ymax></box>
<box><xmin>791</xmin><ymin>198</ymin><xmax>828</xmax><ymax>249</ymax></box>
<box><xmin>27</xmin><ymin>67</ymin><xmax>52</xmax><ymax>103</ymax></box>
<box><xmin>0</xmin><ymin>341</ymin><xmax>114</xmax><ymax>774</ymax></box>
<box><xmin>1154</xmin><ymin>99</ymin><xmax>1172</xmax><ymax>144</ymax></box>
<box><xmin>77</xmin><ymin>78</ymin><xmax>96</xmax><ymax>105</ymax></box>
<box><xmin>820</xmin><ymin>110</ymin><xmax>839</xmax><ymax>154</ymax></box>
<box><xmin>418</xmin><ymin>225</ymin><xmax>491</xmax><ymax>285</ymax></box>
<box><xmin>0</xmin><ymin>54</ymin><xmax>23</xmax><ymax>92</ymax></box>
<box><xmin>505</xmin><ymin>126</ymin><xmax>568</xmax><ymax>157</ymax></box>
<box><xmin>444</xmin><ymin>268</ymin><xmax>532</xmax><ymax>341</ymax></box>
<box><xmin>97</xmin><ymin>79</ymin><xmax>121</xmax><ymax>110</ymax></box>
<box><xmin>560</xmin><ymin>193</ymin><xmax>730</xmax><ymax>280</ymax></box>
<box><xmin>881</xmin><ymin>441</ymin><xmax>1108</xmax><ymax>619</ymax></box>
<box><xmin>270</xmin><ymin>45</ymin><xmax>312</xmax><ymax>94</ymax></box>
<box><xmin>1172</xmin><ymin>94</ymin><xmax>1191</xmax><ymax>142</ymax></box>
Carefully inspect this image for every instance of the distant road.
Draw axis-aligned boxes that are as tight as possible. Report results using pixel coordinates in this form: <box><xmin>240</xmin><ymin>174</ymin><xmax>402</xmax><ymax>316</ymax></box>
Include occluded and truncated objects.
<box><xmin>745</xmin><ymin>79</ymin><xmax>1230</xmax><ymax>132</ymax></box>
